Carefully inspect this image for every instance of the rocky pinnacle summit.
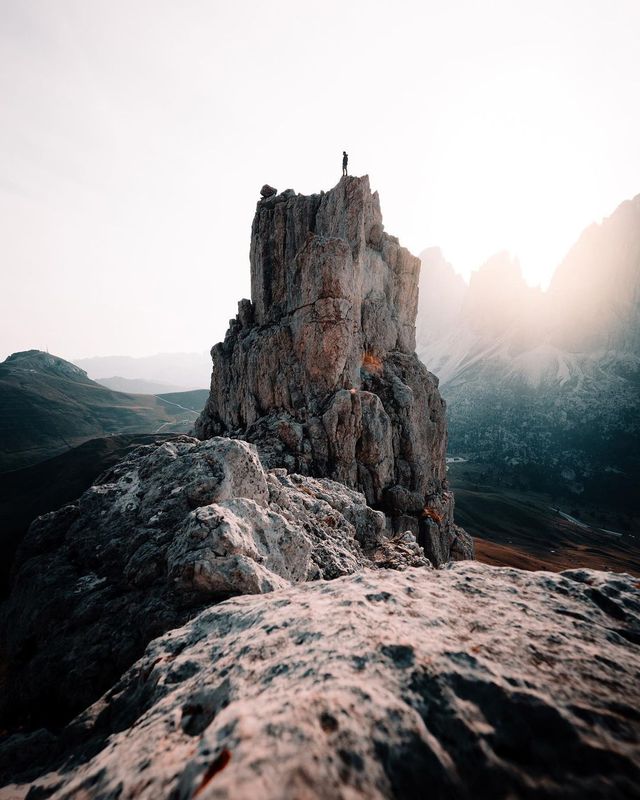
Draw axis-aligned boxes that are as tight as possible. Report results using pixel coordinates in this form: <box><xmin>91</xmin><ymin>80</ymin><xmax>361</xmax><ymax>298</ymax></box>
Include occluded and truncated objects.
<box><xmin>196</xmin><ymin>176</ymin><xmax>472</xmax><ymax>564</ymax></box>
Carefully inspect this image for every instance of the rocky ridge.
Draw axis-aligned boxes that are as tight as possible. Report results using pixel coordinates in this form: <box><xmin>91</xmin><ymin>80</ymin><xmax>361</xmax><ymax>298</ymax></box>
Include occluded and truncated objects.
<box><xmin>196</xmin><ymin>176</ymin><xmax>471</xmax><ymax>565</ymax></box>
<box><xmin>4</xmin><ymin>563</ymin><xmax>640</xmax><ymax>798</ymax></box>
<box><xmin>0</xmin><ymin>436</ymin><xmax>427</xmax><ymax>732</ymax></box>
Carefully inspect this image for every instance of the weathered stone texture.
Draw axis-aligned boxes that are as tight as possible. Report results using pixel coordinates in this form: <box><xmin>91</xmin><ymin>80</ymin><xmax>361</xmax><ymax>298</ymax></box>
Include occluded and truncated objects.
<box><xmin>196</xmin><ymin>176</ymin><xmax>471</xmax><ymax>564</ymax></box>
<box><xmin>0</xmin><ymin>436</ymin><xmax>427</xmax><ymax>732</ymax></box>
<box><xmin>6</xmin><ymin>563</ymin><xmax>640</xmax><ymax>798</ymax></box>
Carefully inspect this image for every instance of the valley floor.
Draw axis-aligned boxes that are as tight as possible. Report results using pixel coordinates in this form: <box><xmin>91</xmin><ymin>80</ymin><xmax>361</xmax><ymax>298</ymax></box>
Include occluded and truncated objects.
<box><xmin>448</xmin><ymin>462</ymin><xmax>640</xmax><ymax>577</ymax></box>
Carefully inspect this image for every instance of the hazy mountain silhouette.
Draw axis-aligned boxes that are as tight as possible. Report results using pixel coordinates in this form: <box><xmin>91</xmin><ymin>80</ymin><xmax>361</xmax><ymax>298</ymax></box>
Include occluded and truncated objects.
<box><xmin>75</xmin><ymin>351</ymin><xmax>211</xmax><ymax>390</ymax></box>
<box><xmin>95</xmin><ymin>376</ymin><xmax>188</xmax><ymax>394</ymax></box>
<box><xmin>417</xmin><ymin>195</ymin><xmax>640</xmax><ymax>535</ymax></box>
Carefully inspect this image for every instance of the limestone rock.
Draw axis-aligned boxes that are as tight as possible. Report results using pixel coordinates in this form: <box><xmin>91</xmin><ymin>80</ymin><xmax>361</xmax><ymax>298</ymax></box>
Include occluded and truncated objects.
<box><xmin>5</xmin><ymin>563</ymin><xmax>640</xmax><ymax>797</ymax></box>
<box><xmin>0</xmin><ymin>436</ymin><xmax>426</xmax><ymax>731</ymax></box>
<box><xmin>196</xmin><ymin>176</ymin><xmax>472</xmax><ymax>564</ymax></box>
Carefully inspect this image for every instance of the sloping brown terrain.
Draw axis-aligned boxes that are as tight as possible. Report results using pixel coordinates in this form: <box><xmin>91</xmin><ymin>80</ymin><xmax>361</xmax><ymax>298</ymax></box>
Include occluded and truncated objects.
<box><xmin>449</xmin><ymin>463</ymin><xmax>640</xmax><ymax>577</ymax></box>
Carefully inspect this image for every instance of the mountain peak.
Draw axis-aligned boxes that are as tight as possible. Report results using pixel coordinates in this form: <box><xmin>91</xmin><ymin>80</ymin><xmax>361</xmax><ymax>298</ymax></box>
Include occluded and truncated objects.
<box><xmin>548</xmin><ymin>190</ymin><xmax>640</xmax><ymax>352</ymax></box>
<box><xmin>4</xmin><ymin>350</ymin><xmax>89</xmax><ymax>381</ymax></box>
<box><xmin>196</xmin><ymin>176</ymin><xmax>472</xmax><ymax>564</ymax></box>
<box><xmin>247</xmin><ymin>174</ymin><xmax>417</xmax><ymax>352</ymax></box>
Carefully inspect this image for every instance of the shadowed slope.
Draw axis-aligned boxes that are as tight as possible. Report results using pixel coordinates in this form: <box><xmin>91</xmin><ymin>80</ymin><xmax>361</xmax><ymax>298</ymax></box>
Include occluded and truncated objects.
<box><xmin>0</xmin><ymin>351</ymin><xmax>200</xmax><ymax>471</ymax></box>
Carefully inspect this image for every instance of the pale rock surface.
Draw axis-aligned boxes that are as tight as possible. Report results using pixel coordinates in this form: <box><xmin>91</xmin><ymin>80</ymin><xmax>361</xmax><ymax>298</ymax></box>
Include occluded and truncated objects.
<box><xmin>4</xmin><ymin>563</ymin><xmax>640</xmax><ymax>798</ymax></box>
<box><xmin>196</xmin><ymin>177</ymin><xmax>472</xmax><ymax>564</ymax></box>
<box><xmin>0</xmin><ymin>436</ymin><xmax>426</xmax><ymax>731</ymax></box>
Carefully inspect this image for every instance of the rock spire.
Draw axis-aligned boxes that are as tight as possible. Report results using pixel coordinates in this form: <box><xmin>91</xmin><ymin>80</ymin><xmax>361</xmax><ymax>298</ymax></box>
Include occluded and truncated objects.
<box><xmin>196</xmin><ymin>176</ymin><xmax>472</xmax><ymax>564</ymax></box>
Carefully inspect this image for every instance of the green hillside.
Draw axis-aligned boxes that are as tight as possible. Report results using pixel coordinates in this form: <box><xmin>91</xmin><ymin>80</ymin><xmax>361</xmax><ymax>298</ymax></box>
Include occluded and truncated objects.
<box><xmin>0</xmin><ymin>351</ymin><xmax>205</xmax><ymax>471</ymax></box>
<box><xmin>156</xmin><ymin>389</ymin><xmax>210</xmax><ymax>412</ymax></box>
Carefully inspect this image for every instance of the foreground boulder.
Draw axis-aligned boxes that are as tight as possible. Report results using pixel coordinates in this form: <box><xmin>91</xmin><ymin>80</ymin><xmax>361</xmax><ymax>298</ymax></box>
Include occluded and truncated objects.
<box><xmin>196</xmin><ymin>176</ymin><xmax>472</xmax><ymax>565</ymax></box>
<box><xmin>0</xmin><ymin>436</ymin><xmax>427</xmax><ymax>731</ymax></box>
<box><xmin>3</xmin><ymin>563</ymin><xmax>639</xmax><ymax>797</ymax></box>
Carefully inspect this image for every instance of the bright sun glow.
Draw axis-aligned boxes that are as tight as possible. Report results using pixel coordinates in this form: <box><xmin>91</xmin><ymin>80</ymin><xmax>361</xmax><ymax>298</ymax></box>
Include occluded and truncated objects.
<box><xmin>418</xmin><ymin>67</ymin><xmax>609</xmax><ymax>289</ymax></box>
<box><xmin>1</xmin><ymin>0</ymin><xmax>639</xmax><ymax>357</ymax></box>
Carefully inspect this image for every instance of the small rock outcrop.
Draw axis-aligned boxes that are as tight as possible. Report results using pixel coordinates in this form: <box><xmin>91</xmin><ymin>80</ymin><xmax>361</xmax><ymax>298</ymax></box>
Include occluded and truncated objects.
<box><xmin>5</xmin><ymin>563</ymin><xmax>640</xmax><ymax>798</ymax></box>
<box><xmin>196</xmin><ymin>176</ymin><xmax>472</xmax><ymax>564</ymax></box>
<box><xmin>0</xmin><ymin>436</ymin><xmax>426</xmax><ymax>731</ymax></box>
<box><xmin>259</xmin><ymin>184</ymin><xmax>277</xmax><ymax>199</ymax></box>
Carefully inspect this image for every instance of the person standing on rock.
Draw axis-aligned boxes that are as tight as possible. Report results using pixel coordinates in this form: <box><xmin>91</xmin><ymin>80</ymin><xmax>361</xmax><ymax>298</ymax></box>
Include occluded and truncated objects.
<box><xmin>342</xmin><ymin>151</ymin><xmax>348</xmax><ymax>177</ymax></box>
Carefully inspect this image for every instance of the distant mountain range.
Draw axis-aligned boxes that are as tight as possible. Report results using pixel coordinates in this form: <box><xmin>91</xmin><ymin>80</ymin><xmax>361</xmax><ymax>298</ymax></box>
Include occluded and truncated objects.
<box><xmin>417</xmin><ymin>194</ymin><xmax>640</xmax><ymax>524</ymax></box>
<box><xmin>95</xmin><ymin>376</ymin><xmax>189</xmax><ymax>394</ymax></box>
<box><xmin>0</xmin><ymin>350</ymin><xmax>208</xmax><ymax>472</ymax></box>
<box><xmin>75</xmin><ymin>351</ymin><xmax>211</xmax><ymax>390</ymax></box>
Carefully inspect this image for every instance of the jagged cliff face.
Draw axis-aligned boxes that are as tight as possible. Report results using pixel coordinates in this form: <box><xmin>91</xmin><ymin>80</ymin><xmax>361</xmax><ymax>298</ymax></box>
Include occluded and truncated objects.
<box><xmin>196</xmin><ymin>177</ymin><xmax>471</xmax><ymax>564</ymax></box>
<box><xmin>416</xmin><ymin>194</ymin><xmax>640</xmax><ymax>510</ymax></box>
<box><xmin>548</xmin><ymin>194</ymin><xmax>640</xmax><ymax>353</ymax></box>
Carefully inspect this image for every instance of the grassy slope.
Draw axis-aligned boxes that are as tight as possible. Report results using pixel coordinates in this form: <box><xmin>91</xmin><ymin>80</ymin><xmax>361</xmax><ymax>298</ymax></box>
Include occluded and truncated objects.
<box><xmin>0</xmin><ymin>365</ymin><xmax>203</xmax><ymax>471</ymax></box>
<box><xmin>156</xmin><ymin>389</ymin><xmax>210</xmax><ymax>412</ymax></box>
<box><xmin>449</xmin><ymin>462</ymin><xmax>640</xmax><ymax>577</ymax></box>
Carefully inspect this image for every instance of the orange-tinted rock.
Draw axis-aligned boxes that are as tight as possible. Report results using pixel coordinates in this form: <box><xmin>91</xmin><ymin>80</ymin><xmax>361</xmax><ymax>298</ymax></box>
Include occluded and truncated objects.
<box><xmin>196</xmin><ymin>177</ymin><xmax>472</xmax><ymax>564</ymax></box>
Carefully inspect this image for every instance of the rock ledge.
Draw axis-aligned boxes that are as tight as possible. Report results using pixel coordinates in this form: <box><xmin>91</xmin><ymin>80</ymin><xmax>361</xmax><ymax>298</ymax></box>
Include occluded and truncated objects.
<box><xmin>4</xmin><ymin>562</ymin><xmax>640</xmax><ymax>798</ymax></box>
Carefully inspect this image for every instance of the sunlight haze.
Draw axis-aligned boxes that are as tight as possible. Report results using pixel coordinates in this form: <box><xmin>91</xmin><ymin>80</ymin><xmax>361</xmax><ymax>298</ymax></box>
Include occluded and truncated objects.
<box><xmin>1</xmin><ymin>0</ymin><xmax>639</xmax><ymax>360</ymax></box>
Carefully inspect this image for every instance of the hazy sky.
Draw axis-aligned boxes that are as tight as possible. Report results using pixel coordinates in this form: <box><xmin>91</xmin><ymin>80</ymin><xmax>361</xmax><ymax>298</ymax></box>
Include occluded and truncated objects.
<box><xmin>1</xmin><ymin>0</ymin><xmax>639</xmax><ymax>360</ymax></box>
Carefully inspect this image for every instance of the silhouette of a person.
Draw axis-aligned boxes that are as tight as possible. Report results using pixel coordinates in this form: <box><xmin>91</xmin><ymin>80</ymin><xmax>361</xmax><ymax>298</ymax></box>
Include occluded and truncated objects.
<box><xmin>342</xmin><ymin>151</ymin><xmax>348</xmax><ymax>177</ymax></box>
